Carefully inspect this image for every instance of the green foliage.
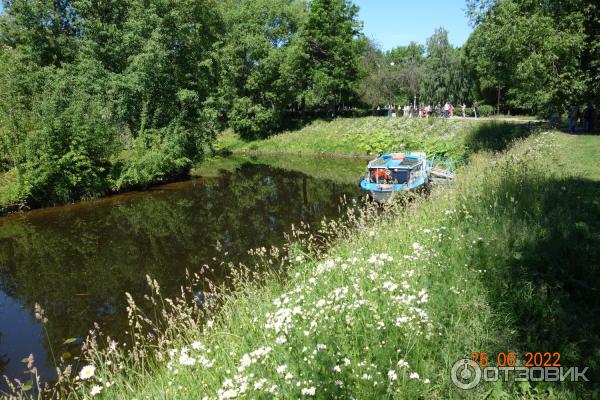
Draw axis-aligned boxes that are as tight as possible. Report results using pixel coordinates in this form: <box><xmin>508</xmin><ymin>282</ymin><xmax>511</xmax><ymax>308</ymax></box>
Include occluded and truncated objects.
<box><xmin>214</xmin><ymin>0</ymin><xmax>365</xmax><ymax>139</ymax></box>
<box><xmin>114</xmin><ymin>128</ymin><xmax>193</xmax><ymax>189</ymax></box>
<box><xmin>476</xmin><ymin>104</ymin><xmax>495</xmax><ymax>117</ymax></box>
<box><xmin>214</xmin><ymin>0</ymin><xmax>305</xmax><ymax>140</ymax></box>
<box><xmin>420</xmin><ymin>28</ymin><xmax>468</xmax><ymax>105</ymax></box>
<box><xmin>358</xmin><ymin>39</ymin><xmax>424</xmax><ymax>107</ymax></box>
<box><xmin>299</xmin><ymin>0</ymin><xmax>363</xmax><ymax>111</ymax></box>
<box><xmin>465</xmin><ymin>0</ymin><xmax>594</xmax><ymax>113</ymax></box>
<box><xmin>228</xmin><ymin>98</ymin><xmax>281</xmax><ymax>140</ymax></box>
<box><xmin>0</xmin><ymin>0</ymin><xmax>223</xmax><ymax>207</ymax></box>
<box><xmin>358</xmin><ymin>28</ymin><xmax>469</xmax><ymax>108</ymax></box>
<box><xmin>0</xmin><ymin>0</ymin><xmax>79</xmax><ymax>66</ymax></box>
<box><xmin>22</xmin><ymin>60</ymin><xmax>118</xmax><ymax>204</ymax></box>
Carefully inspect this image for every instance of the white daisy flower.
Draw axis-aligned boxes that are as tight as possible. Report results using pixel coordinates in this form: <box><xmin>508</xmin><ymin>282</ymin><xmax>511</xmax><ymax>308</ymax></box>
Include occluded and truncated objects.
<box><xmin>388</xmin><ymin>370</ymin><xmax>398</xmax><ymax>381</ymax></box>
<box><xmin>79</xmin><ymin>365</ymin><xmax>95</xmax><ymax>380</ymax></box>
<box><xmin>301</xmin><ymin>387</ymin><xmax>316</xmax><ymax>396</ymax></box>
<box><xmin>90</xmin><ymin>385</ymin><xmax>102</xmax><ymax>396</ymax></box>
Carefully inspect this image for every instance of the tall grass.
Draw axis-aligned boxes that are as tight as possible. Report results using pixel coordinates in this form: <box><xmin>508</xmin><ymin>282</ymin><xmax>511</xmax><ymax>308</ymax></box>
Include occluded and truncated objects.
<box><xmin>216</xmin><ymin>117</ymin><xmax>537</xmax><ymax>165</ymax></box>
<box><xmin>6</xmin><ymin>131</ymin><xmax>598</xmax><ymax>399</ymax></box>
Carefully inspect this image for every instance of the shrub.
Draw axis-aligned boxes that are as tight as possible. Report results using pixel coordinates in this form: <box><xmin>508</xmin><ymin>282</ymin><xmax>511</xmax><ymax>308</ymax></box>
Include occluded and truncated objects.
<box><xmin>228</xmin><ymin>97</ymin><xmax>281</xmax><ymax>140</ymax></box>
<box><xmin>20</xmin><ymin>62</ymin><xmax>118</xmax><ymax>204</ymax></box>
<box><xmin>114</xmin><ymin>127</ymin><xmax>192</xmax><ymax>190</ymax></box>
<box><xmin>476</xmin><ymin>104</ymin><xmax>495</xmax><ymax>117</ymax></box>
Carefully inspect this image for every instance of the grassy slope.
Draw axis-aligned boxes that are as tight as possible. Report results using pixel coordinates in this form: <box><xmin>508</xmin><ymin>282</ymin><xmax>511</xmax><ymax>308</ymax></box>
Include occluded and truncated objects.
<box><xmin>65</xmin><ymin>131</ymin><xmax>599</xmax><ymax>399</ymax></box>
<box><xmin>217</xmin><ymin>117</ymin><xmax>536</xmax><ymax>163</ymax></box>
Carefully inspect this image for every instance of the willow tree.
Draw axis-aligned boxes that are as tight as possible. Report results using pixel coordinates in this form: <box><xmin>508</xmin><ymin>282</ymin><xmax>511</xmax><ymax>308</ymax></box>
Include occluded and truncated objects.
<box><xmin>419</xmin><ymin>28</ymin><xmax>467</xmax><ymax>106</ymax></box>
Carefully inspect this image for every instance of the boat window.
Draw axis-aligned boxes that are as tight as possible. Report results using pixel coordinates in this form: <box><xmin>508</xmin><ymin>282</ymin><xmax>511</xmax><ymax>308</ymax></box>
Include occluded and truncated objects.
<box><xmin>391</xmin><ymin>169</ymin><xmax>409</xmax><ymax>184</ymax></box>
<box><xmin>369</xmin><ymin>169</ymin><xmax>392</xmax><ymax>184</ymax></box>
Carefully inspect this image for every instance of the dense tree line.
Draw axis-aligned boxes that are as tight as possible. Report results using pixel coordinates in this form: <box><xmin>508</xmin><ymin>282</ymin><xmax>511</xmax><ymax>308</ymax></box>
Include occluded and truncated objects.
<box><xmin>0</xmin><ymin>0</ymin><xmax>363</xmax><ymax>206</ymax></box>
<box><xmin>465</xmin><ymin>0</ymin><xmax>598</xmax><ymax>114</ymax></box>
<box><xmin>361</xmin><ymin>0</ymin><xmax>598</xmax><ymax>115</ymax></box>
<box><xmin>0</xmin><ymin>0</ymin><xmax>597</xmax><ymax>207</ymax></box>
<box><xmin>359</xmin><ymin>28</ymin><xmax>470</xmax><ymax>110</ymax></box>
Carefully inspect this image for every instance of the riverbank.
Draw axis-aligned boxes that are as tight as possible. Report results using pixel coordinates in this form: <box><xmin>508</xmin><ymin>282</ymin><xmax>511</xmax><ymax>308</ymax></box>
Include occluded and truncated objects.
<box><xmin>216</xmin><ymin>116</ymin><xmax>538</xmax><ymax>162</ymax></box>
<box><xmin>1</xmin><ymin>116</ymin><xmax>535</xmax><ymax>215</ymax></box>
<box><xmin>28</xmin><ymin>130</ymin><xmax>598</xmax><ymax>399</ymax></box>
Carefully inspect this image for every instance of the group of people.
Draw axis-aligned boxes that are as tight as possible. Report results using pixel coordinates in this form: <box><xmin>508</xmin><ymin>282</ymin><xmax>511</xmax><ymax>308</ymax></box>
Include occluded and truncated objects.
<box><xmin>381</xmin><ymin>101</ymin><xmax>479</xmax><ymax>119</ymax></box>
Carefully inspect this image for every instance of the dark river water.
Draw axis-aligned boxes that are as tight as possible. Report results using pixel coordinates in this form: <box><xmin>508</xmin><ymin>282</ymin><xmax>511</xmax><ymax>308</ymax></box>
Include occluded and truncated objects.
<box><xmin>0</xmin><ymin>157</ymin><xmax>364</xmax><ymax>389</ymax></box>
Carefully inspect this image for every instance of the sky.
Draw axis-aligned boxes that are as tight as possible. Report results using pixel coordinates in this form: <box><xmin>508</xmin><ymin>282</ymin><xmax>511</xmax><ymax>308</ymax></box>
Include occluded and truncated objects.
<box><xmin>353</xmin><ymin>0</ymin><xmax>473</xmax><ymax>51</ymax></box>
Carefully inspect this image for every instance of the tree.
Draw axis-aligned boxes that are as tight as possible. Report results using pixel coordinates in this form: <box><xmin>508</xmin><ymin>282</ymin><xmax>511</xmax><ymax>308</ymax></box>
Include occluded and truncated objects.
<box><xmin>465</xmin><ymin>0</ymin><xmax>592</xmax><ymax>114</ymax></box>
<box><xmin>0</xmin><ymin>0</ymin><xmax>79</xmax><ymax>66</ymax></box>
<box><xmin>299</xmin><ymin>0</ymin><xmax>363</xmax><ymax>114</ymax></box>
<box><xmin>0</xmin><ymin>0</ymin><xmax>224</xmax><ymax>205</ymax></box>
<box><xmin>420</xmin><ymin>28</ymin><xmax>467</xmax><ymax>105</ymax></box>
<box><xmin>357</xmin><ymin>39</ymin><xmax>398</xmax><ymax>108</ymax></box>
<box><xmin>387</xmin><ymin>42</ymin><xmax>425</xmax><ymax>65</ymax></box>
<box><xmin>387</xmin><ymin>42</ymin><xmax>425</xmax><ymax>107</ymax></box>
<box><xmin>215</xmin><ymin>0</ymin><xmax>305</xmax><ymax>139</ymax></box>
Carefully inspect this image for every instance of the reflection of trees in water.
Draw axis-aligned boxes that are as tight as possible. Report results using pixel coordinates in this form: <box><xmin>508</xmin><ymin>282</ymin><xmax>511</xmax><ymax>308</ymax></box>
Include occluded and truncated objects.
<box><xmin>0</xmin><ymin>332</ymin><xmax>8</xmax><ymax>375</ymax></box>
<box><xmin>0</xmin><ymin>162</ymin><xmax>359</xmax><ymax>380</ymax></box>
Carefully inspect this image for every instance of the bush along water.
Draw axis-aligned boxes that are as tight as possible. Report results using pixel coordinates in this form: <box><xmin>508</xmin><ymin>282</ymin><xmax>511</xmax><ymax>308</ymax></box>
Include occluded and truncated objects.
<box><xmin>8</xmin><ymin>129</ymin><xmax>597</xmax><ymax>399</ymax></box>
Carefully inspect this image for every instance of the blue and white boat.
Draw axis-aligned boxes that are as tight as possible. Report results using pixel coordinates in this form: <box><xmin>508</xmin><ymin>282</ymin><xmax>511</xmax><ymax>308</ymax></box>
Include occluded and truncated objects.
<box><xmin>359</xmin><ymin>151</ymin><xmax>432</xmax><ymax>202</ymax></box>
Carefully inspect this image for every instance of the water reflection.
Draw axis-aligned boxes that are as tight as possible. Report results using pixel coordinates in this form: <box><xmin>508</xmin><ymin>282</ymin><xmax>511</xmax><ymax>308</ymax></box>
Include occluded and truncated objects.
<box><xmin>0</xmin><ymin>160</ymin><xmax>362</xmax><ymax>387</ymax></box>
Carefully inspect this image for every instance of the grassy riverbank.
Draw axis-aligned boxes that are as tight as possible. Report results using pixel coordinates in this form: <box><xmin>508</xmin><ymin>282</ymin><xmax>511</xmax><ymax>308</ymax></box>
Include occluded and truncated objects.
<box><xmin>33</xmin><ymin>130</ymin><xmax>598</xmax><ymax>399</ymax></box>
<box><xmin>217</xmin><ymin>117</ymin><xmax>536</xmax><ymax>163</ymax></box>
<box><xmin>0</xmin><ymin>117</ymin><xmax>532</xmax><ymax>212</ymax></box>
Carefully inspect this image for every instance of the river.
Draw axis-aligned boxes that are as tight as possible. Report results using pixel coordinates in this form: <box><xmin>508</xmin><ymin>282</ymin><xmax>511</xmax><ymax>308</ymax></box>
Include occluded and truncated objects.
<box><xmin>0</xmin><ymin>156</ymin><xmax>365</xmax><ymax>390</ymax></box>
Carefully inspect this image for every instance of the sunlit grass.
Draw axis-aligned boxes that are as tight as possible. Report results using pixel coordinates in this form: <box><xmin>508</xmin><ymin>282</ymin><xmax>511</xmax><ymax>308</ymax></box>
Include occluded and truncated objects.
<box><xmin>9</xmin><ymin>131</ymin><xmax>599</xmax><ymax>399</ymax></box>
<box><xmin>216</xmin><ymin>117</ymin><xmax>538</xmax><ymax>165</ymax></box>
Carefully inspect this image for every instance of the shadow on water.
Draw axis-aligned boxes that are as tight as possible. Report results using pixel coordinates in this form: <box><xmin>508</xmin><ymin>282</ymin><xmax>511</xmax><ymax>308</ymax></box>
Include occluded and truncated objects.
<box><xmin>0</xmin><ymin>160</ymin><xmax>362</xmax><ymax>389</ymax></box>
<box><xmin>472</xmin><ymin>174</ymin><xmax>600</xmax><ymax>393</ymax></box>
<box><xmin>465</xmin><ymin>121</ymin><xmax>541</xmax><ymax>153</ymax></box>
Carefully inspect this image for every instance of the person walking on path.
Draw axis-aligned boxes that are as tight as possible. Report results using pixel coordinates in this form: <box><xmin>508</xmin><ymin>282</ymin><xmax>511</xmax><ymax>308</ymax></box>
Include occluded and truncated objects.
<box><xmin>472</xmin><ymin>101</ymin><xmax>478</xmax><ymax>118</ymax></box>
<box><xmin>461</xmin><ymin>103</ymin><xmax>466</xmax><ymax>118</ymax></box>
<box><xmin>443</xmin><ymin>102</ymin><xmax>450</xmax><ymax>118</ymax></box>
<box><xmin>583</xmin><ymin>105</ymin><xmax>594</xmax><ymax>132</ymax></box>
<box><xmin>569</xmin><ymin>105</ymin><xmax>579</xmax><ymax>133</ymax></box>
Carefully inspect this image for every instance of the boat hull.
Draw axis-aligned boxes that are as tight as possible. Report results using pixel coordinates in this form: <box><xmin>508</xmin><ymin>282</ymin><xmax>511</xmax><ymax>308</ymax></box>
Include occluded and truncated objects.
<box><xmin>359</xmin><ymin>178</ymin><xmax>428</xmax><ymax>203</ymax></box>
<box><xmin>369</xmin><ymin>190</ymin><xmax>395</xmax><ymax>203</ymax></box>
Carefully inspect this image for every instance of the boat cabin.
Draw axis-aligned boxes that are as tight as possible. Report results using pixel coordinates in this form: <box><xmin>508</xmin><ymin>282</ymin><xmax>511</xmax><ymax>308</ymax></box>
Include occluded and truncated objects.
<box><xmin>367</xmin><ymin>152</ymin><xmax>425</xmax><ymax>185</ymax></box>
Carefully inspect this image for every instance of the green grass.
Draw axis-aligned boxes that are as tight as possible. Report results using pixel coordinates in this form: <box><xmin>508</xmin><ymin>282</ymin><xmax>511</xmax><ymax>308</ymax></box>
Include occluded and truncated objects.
<box><xmin>554</xmin><ymin>133</ymin><xmax>600</xmax><ymax>181</ymax></box>
<box><xmin>217</xmin><ymin>117</ymin><xmax>538</xmax><ymax>164</ymax></box>
<box><xmin>24</xmin><ymin>130</ymin><xmax>597</xmax><ymax>400</ymax></box>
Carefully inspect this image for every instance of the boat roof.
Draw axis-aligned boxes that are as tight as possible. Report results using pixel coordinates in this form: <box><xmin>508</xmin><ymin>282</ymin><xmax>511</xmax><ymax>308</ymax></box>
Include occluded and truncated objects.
<box><xmin>368</xmin><ymin>151</ymin><xmax>426</xmax><ymax>170</ymax></box>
